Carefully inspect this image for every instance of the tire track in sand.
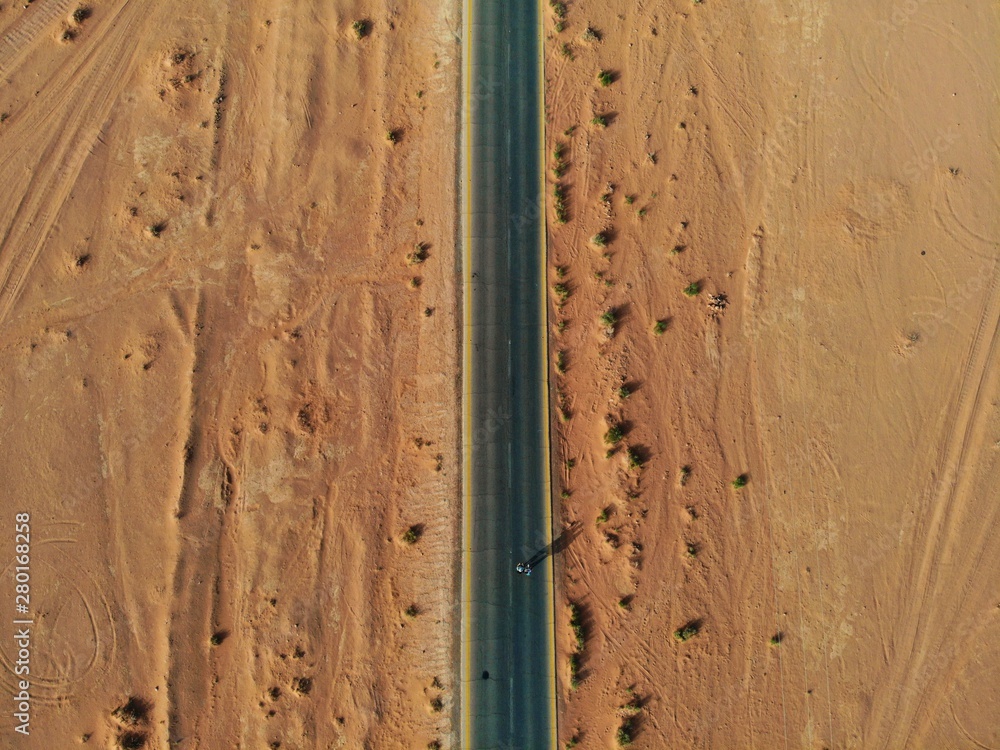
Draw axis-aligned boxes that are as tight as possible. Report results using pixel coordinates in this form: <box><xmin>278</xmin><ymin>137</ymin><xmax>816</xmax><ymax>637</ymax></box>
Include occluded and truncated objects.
<box><xmin>0</xmin><ymin>0</ymin><xmax>78</xmax><ymax>78</ymax></box>
<box><xmin>0</xmin><ymin>0</ymin><xmax>152</xmax><ymax>328</ymax></box>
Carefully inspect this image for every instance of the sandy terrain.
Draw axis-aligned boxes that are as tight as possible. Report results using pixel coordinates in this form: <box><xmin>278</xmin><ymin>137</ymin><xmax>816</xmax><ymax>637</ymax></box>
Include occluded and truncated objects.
<box><xmin>0</xmin><ymin>0</ymin><xmax>460</xmax><ymax>747</ymax></box>
<box><xmin>545</xmin><ymin>1</ymin><xmax>1000</xmax><ymax>748</ymax></box>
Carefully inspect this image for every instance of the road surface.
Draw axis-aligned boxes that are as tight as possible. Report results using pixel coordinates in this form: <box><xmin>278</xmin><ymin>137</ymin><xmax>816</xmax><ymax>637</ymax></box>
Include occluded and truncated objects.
<box><xmin>461</xmin><ymin>0</ymin><xmax>556</xmax><ymax>747</ymax></box>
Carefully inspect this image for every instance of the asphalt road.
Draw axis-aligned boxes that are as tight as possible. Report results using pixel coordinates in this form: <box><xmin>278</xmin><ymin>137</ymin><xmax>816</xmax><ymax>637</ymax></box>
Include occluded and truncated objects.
<box><xmin>461</xmin><ymin>0</ymin><xmax>556</xmax><ymax>747</ymax></box>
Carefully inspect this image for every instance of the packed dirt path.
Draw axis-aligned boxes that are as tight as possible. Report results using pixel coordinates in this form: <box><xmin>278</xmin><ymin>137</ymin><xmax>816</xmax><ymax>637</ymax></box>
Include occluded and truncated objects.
<box><xmin>0</xmin><ymin>0</ymin><xmax>460</xmax><ymax>747</ymax></box>
<box><xmin>544</xmin><ymin>1</ymin><xmax>1000</xmax><ymax>748</ymax></box>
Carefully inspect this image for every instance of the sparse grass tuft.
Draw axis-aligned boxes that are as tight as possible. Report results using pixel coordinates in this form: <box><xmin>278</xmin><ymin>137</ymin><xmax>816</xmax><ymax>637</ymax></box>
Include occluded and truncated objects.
<box><xmin>679</xmin><ymin>465</ymin><xmax>691</xmax><ymax>485</ymax></box>
<box><xmin>591</xmin><ymin>114</ymin><xmax>608</xmax><ymax>128</ymax></box>
<box><xmin>352</xmin><ymin>19</ymin><xmax>370</xmax><ymax>39</ymax></box>
<box><xmin>555</xmin><ymin>350</ymin><xmax>566</xmax><ymax>373</ymax></box>
<box><xmin>401</xmin><ymin>525</ymin><xmax>421</xmax><ymax>544</ymax></box>
<box><xmin>604</xmin><ymin>424</ymin><xmax>624</xmax><ymax>445</ymax></box>
<box><xmin>553</xmin><ymin>283</ymin><xmax>570</xmax><ymax>302</ymax></box>
<box><xmin>72</xmin><ymin>6</ymin><xmax>91</xmax><ymax>23</ymax></box>
<box><xmin>599</xmin><ymin>309</ymin><xmax>617</xmax><ymax>327</ymax></box>
<box><xmin>591</xmin><ymin>231</ymin><xmax>608</xmax><ymax>247</ymax></box>
<box><xmin>406</xmin><ymin>242</ymin><xmax>428</xmax><ymax>265</ymax></box>
<box><xmin>405</xmin><ymin>604</ymin><xmax>419</xmax><ymax>618</ymax></box>
<box><xmin>386</xmin><ymin>129</ymin><xmax>399</xmax><ymax>144</ymax></box>
<box><xmin>582</xmin><ymin>26</ymin><xmax>601</xmax><ymax>42</ymax></box>
<box><xmin>770</xmin><ymin>632</ymin><xmax>783</xmax><ymax>646</ymax></box>
<box><xmin>622</xmin><ymin>697</ymin><xmax>642</xmax><ymax>715</ymax></box>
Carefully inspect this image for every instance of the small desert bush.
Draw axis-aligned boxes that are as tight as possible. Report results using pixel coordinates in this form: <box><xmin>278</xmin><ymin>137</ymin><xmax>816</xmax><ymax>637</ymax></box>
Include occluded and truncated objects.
<box><xmin>673</xmin><ymin>622</ymin><xmax>700</xmax><ymax>642</ymax></box>
<box><xmin>616</xmin><ymin>721</ymin><xmax>634</xmax><ymax>747</ymax></box>
<box><xmin>401</xmin><ymin>525</ymin><xmax>421</xmax><ymax>544</ymax></box>
<box><xmin>604</xmin><ymin>425</ymin><xmax>624</xmax><ymax>445</ymax></box>
<box><xmin>626</xmin><ymin>448</ymin><xmax>643</xmax><ymax>470</ymax></box>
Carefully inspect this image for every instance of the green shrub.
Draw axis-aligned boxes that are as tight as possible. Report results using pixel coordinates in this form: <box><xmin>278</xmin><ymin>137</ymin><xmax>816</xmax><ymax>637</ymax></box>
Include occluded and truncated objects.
<box><xmin>626</xmin><ymin>448</ymin><xmax>643</xmax><ymax>470</ymax></box>
<box><xmin>673</xmin><ymin>622</ymin><xmax>700</xmax><ymax>642</ymax></box>
<box><xmin>401</xmin><ymin>525</ymin><xmax>421</xmax><ymax>544</ymax></box>
<box><xmin>683</xmin><ymin>281</ymin><xmax>700</xmax><ymax>296</ymax></box>
<box><xmin>679</xmin><ymin>464</ymin><xmax>691</xmax><ymax>485</ymax></box>
<box><xmin>407</xmin><ymin>242</ymin><xmax>427</xmax><ymax>265</ymax></box>
<box><xmin>553</xmin><ymin>283</ymin><xmax>570</xmax><ymax>301</ymax></box>
<box><xmin>598</xmin><ymin>70</ymin><xmax>614</xmax><ymax>87</ymax></box>
<box><xmin>616</xmin><ymin>721</ymin><xmax>633</xmax><ymax>747</ymax></box>
<box><xmin>599</xmin><ymin>309</ymin><xmax>617</xmax><ymax>327</ymax></box>
<box><xmin>653</xmin><ymin>319</ymin><xmax>668</xmax><ymax>335</ymax></box>
<box><xmin>617</xmin><ymin>385</ymin><xmax>631</xmax><ymax>399</ymax></box>
<box><xmin>732</xmin><ymin>474</ymin><xmax>748</xmax><ymax>489</ymax></box>
<box><xmin>604</xmin><ymin>425</ymin><xmax>624</xmax><ymax>445</ymax></box>
<box><xmin>591</xmin><ymin>115</ymin><xmax>608</xmax><ymax>128</ymax></box>
<box><xmin>352</xmin><ymin>19</ymin><xmax>369</xmax><ymax>39</ymax></box>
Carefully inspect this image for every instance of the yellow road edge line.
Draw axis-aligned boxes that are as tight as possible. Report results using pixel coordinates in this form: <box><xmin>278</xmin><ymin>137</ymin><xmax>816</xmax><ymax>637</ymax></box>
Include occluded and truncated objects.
<box><xmin>461</xmin><ymin>0</ymin><xmax>474</xmax><ymax>745</ymax></box>
<box><xmin>538</xmin><ymin>1</ymin><xmax>558</xmax><ymax>746</ymax></box>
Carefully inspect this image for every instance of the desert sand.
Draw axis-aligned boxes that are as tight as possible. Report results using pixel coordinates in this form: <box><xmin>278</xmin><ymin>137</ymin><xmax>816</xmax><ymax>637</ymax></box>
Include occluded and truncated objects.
<box><xmin>1</xmin><ymin>0</ymin><xmax>998</xmax><ymax>748</ymax></box>
<box><xmin>0</xmin><ymin>0</ymin><xmax>461</xmax><ymax>747</ymax></box>
<box><xmin>546</xmin><ymin>1</ymin><xmax>1000</xmax><ymax>748</ymax></box>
